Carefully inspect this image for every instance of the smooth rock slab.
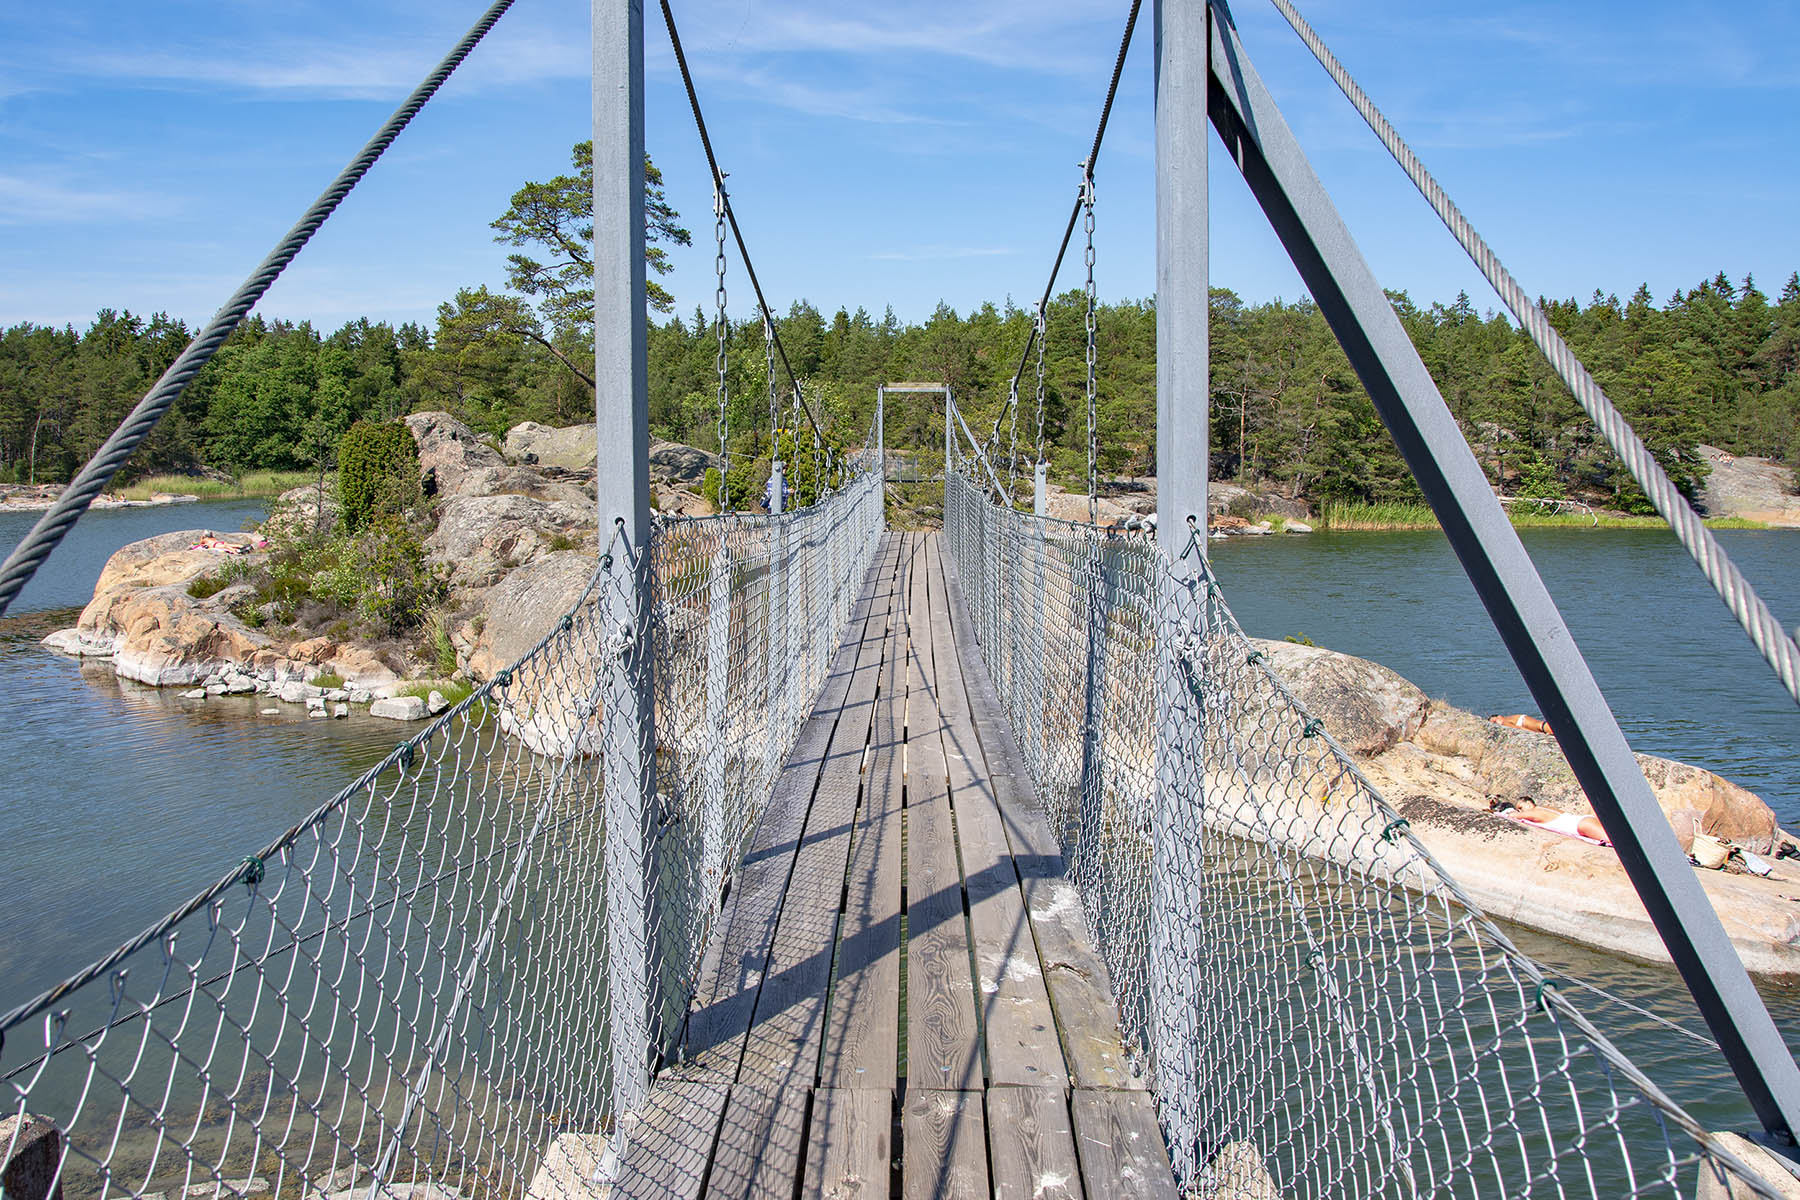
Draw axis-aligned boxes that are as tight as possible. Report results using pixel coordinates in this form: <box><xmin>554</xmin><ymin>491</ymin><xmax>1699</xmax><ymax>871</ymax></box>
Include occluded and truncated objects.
<box><xmin>370</xmin><ymin>695</ymin><xmax>428</xmax><ymax>721</ymax></box>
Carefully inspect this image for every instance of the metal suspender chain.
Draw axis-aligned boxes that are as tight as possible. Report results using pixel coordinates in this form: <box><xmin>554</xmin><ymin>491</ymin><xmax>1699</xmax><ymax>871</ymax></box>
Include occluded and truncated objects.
<box><xmin>1005</xmin><ymin>378</ymin><xmax>1021</xmax><ymax>504</ymax></box>
<box><xmin>713</xmin><ymin>183</ymin><xmax>731</xmax><ymax>511</ymax></box>
<box><xmin>1034</xmin><ymin>304</ymin><xmax>1048</xmax><ymax>470</ymax></box>
<box><xmin>1082</xmin><ymin>170</ymin><xmax>1099</xmax><ymax>526</ymax></box>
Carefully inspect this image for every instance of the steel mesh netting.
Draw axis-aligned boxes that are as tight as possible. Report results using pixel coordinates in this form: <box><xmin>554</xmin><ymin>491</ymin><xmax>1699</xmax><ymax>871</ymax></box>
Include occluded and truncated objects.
<box><xmin>0</xmin><ymin>467</ymin><xmax>883</xmax><ymax>1200</ymax></box>
<box><xmin>642</xmin><ymin>468</ymin><xmax>884</xmax><ymax>1044</ymax></box>
<box><xmin>944</xmin><ymin>466</ymin><xmax>1788</xmax><ymax>1200</ymax></box>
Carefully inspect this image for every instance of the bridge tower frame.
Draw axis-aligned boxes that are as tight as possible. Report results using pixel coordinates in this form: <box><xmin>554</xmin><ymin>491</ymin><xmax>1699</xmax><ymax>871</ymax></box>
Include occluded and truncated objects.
<box><xmin>1169</xmin><ymin>0</ymin><xmax>1800</xmax><ymax>1151</ymax></box>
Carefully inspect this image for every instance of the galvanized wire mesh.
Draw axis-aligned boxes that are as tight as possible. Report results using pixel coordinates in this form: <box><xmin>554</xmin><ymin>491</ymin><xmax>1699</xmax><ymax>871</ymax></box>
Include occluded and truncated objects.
<box><xmin>944</xmin><ymin>464</ymin><xmax>1791</xmax><ymax>1200</ymax></box>
<box><xmin>0</xmin><ymin>467</ymin><xmax>882</xmax><ymax>1200</ymax></box>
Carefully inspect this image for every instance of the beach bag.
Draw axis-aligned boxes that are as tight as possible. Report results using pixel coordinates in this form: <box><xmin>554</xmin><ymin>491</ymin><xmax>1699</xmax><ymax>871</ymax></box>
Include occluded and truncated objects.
<box><xmin>1691</xmin><ymin>831</ymin><xmax>1731</xmax><ymax>870</ymax></box>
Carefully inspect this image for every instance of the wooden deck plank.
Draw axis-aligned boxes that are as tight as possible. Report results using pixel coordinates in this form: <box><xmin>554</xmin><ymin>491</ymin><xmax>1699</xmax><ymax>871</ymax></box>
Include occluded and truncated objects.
<box><xmin>680</xmin><ymin>542</ymin><xmax>894</xmax><ymax>1079</ymax></box>
<box><xmin>985</xmin><ymin>1085</ymin><xmax>1082</xmax><ymax>1200</ymax></box>
<box><xmin>901</xmin><ymin>1090</ymin><xmax>988</xmax><ymax>1200</ymax></box>
<box><xmin>1070</xmin><ymin>1089</ymin><xmax>1180</xmax><ymax>1200</ymax></box>
<box><xmin>623</xmin><ymin>531</ymin><xmax>1178</xmax><ymax>1200</ymax></box>
<box><xmin>922</xmin><ymin>537</ymin><xmax>1068</xmax><ymax>1090</ymax></box>
<box><xmin>733</xmin><ymin>537</ymin><xmax>898</xmax><ymax>1095</ymax></box>
<box><xmin>902</xmin><ymin>535</ymin><xmax>982</xmax><ymax>1092</ymax></box>
<box><xmin>818</xmin><ymin>537</ymin><xmax>908</xmax><ymax>1091</ymax></box>
<box><xmin>936</xmin><ymin>545</ymin><xmax>1144</xmax><ymax>1091</ymax></box>
<box><xmin>803</xmin><ymin>1088</ymin><xmax>892</xmax><ymax>1200</ymax></box>
<box><xmin>702</xmin><ymin>1085</ymin><xmax>810</xmax><ymax>1200</ymax></box>
<box><xmin>611</xmin><ymin>1079</ymin><xmax>729</xmax><ymax>1200</ymax></box>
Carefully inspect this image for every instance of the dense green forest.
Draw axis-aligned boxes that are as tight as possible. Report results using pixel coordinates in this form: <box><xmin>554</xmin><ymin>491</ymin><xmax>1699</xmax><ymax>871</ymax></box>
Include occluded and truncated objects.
<box><xmin>3</xmin><ymin>142</ymin><xmax>1796</xmax><ymax>511</ymax></box>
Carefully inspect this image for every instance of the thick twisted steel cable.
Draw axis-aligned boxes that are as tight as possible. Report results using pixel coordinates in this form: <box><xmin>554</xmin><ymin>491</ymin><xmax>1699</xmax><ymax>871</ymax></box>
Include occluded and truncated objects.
<box><xmin>658</xmin><ymin>0</ymin><xmax>828</xmax><ymax>450</ymax></box>
<box><xmin>1265</xmin><ymin>0</ymin><xmax>1800</xmax><ymax>707</ymax></box>
<box><xmin>986</xmin><ymin>0</ymin><xmax>1144</xmax><ymax>453</ymax></box>
<box><xmin>0</xmin><ymin>0</ymin><xmax>517</xmax><ymax>619</ymax></box>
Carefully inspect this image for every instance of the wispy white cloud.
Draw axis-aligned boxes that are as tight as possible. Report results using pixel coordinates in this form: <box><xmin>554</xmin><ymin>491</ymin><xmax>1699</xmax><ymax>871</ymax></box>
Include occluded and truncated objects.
<box><xmin>672</xmin><ymin>0</ymin><xmax>1129</xmax><ymax>77</ymax></box>
<box><xmin>679</xmin><ymin>58</ymin><xmax>961</xmax><ymax>126</ymax></box>
<box><xmin>0</xmin><ymin>173</ymin><xmax>167</xmax><ymax>224</ymax></box>
<box><xmin>62</xmin><ymin>16</ymin><xmax>587</xmax><ymax>100</ymax></box>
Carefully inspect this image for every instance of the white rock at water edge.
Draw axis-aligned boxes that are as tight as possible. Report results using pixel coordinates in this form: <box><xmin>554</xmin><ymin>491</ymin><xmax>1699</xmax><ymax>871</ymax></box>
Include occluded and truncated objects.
<box><xmin>181</xmin><ymin>688</ymin><xmax>206</xmax><ymax>699</ymax></box>
<box><xmin>1286</xmin><ymin>520</ymin><xmax>1314</xmax><ymax>534</ymax></box>
<box><xmin>260</xmin><ymin>708</ymin><xmax>281</xmax><ymax>716</ymax></box>
<box><xmin>332</xmin><ymin>703</ymin><xmax>349</xmax><ymax>719</ymax></box>
<box><xmin>426</xmin><ymin>689</ymin><xmax>449</xmax><ymax>716</ymax></box>
<box><xmin>370</xmin><ymin>695</ymin><xmax>429</xmax><ymax>721</ymax></box>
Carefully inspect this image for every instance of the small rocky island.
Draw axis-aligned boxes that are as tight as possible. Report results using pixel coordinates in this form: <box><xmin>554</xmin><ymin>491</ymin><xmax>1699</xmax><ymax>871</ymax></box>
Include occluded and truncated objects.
<box><xmin>1255</xmin><ymin>638</ymin><xmax>1800</xmax><ymax>977</ymax></box>
<box><xmin>42</xmin><ymin>412</ymin><xmax>718</xmax><ymax>718</ymax></box>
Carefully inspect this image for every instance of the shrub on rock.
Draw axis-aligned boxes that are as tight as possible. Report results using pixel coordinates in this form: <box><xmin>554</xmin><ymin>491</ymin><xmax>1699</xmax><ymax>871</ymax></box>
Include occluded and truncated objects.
<box><xmin>338</xmin><ymin>421</ymin><xmax>421</xmax><ymax>530</ymax></box>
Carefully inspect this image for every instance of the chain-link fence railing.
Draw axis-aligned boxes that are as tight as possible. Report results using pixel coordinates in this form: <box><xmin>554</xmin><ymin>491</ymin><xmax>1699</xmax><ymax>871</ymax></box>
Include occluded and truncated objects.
<box><xmin>945</xmin><ymin>465</ymin><xmax>1790</xmax><ymax>1200</ymax></box>
<box><xmin>0</xmin><ymin>466</ymin><xmax>882</xmax><ymax>1200</ymax></box>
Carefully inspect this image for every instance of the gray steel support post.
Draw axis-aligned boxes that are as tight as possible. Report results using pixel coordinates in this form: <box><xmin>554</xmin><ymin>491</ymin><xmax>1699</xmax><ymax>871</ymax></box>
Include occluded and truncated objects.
<box><xmin>593</xmin><ymin>0</ymin><xmax>658</xmax><ymax>1148</ymax></box>
<box><xmin>1033</xmin><ymin>461</ymin><xmax>1049</xmax><ymax>517</ymax></box>
<box><xmin>1149</xmin><ymin>0</ymin><xmax>1210</xmax><ymax>1175</ymax></box>
<box><xmin>1206</xmin><ymin>0</ymin><xmax>1800</xmax><ymax>1144</ymax></box>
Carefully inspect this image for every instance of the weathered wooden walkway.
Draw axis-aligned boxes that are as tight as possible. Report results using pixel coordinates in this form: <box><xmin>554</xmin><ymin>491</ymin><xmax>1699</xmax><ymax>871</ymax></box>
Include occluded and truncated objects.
<box><xmin>614</xmin><ymin>532</ymin><xmax>1176</xmax><ymax>1199</ymax></box>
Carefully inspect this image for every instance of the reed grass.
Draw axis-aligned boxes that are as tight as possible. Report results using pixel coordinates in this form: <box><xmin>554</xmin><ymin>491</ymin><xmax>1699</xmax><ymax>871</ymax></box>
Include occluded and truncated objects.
<box><xmin>1318</xmin><ymin>501</ymin><xmax>1769</xmax><ymax>532</ymax></box>
<box><xmin>115</xmin><ymin>471</ymin><xmax>314</xmax><ymax>501</ymax></box>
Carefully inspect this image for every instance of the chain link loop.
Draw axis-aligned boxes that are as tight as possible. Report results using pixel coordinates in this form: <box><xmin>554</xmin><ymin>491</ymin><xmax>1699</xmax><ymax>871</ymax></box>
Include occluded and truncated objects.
<box><xmin>1005</xmin><ymin>378</ymin><xmax>1021</xmax><ymax>504</ymax></box>
<box><xmin>713</xmin><ymin>182</ymin><xmax>731</xmax><ymax>511</ymax></box>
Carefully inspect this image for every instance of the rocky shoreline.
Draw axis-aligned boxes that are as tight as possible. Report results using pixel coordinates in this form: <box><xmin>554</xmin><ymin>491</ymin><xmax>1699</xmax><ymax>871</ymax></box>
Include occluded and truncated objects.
<box><xmin>37</xmin><ymin>413</ymin><xmax>719</xmax><ymax>724</ymax></box>
<box><xmin>0</xmin><ymin>483</ymin><xmax>200</xmax><ymax>512</ymax></box>
<box><xmin>1254</xmin><ymin>637</ymin><xmax>1800</xmax><ymax>976</ymax></box>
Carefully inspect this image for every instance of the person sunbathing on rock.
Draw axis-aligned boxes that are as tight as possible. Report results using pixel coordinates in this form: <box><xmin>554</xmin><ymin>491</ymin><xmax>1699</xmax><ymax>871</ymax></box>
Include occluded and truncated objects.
<box><xmin>1488</xmin><ymin>797</ymin><xmax>1610</xmax><ymax>845</ymax></box>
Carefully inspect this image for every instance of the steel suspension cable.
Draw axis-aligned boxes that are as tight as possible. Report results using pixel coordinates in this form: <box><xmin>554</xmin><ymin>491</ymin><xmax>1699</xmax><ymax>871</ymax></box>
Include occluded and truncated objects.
<box><xmin>658</xmin><ymin>0</ymin><xmax>830</xmax><ymax>453</ymax></box>
<box><xmin>0</xmin><ymin>0</ymin><xmax>518</xmax><ymax>618</ymax></box>
<box><xmin>1267</xmin><ymin>0</ymin><xmax>1800</xmax><ymax>707</ymax></box>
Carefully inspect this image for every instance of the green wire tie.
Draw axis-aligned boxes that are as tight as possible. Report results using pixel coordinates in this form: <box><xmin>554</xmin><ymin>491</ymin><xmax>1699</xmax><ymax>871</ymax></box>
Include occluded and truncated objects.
<box><xmin>1380</xmin><ymin>817</ymin><xmax>1411</xmax><ymax>843</ymax></box>
<box><xmin>1246</xmin><ymin>650</ymin><xmax>1266</xmax><ymax>665</ymax></box>
<box><xmin>600</xmin><ymin>553</ymin><xmax>614</xmax><ymax>570</ymax></box>
<box><xmin>494</xmin><ymin>669</ymin><xmax>512</xmax><ymax>688</ymax></box>
<box><xmin>1305</xmin><ymin>949</ymin><xmax>1325</xmax><ymax>970</ymax></box>
<box><xmin>1302</xmin><ymin>718</ymin><xmax>1324</xmax><ymax>738</ymax></box>
<box><xmin>560</xmin><ymin>615</ymin><xmax>574</xmax><ymax>633</ymax></box>
<box><xmin>1533</xmin><ymin>978</ymin><xmax>1560</xmax><ymax>1013</ymax></box>
<box><xmin>397</xmin><ymin>744</ymin><xmax>415</xmax><ymax>772</ymax></box>
<box><xmin>240</xmin><ymin>856</ymin><xmax>265</xmax><ymax>889</ymax></box>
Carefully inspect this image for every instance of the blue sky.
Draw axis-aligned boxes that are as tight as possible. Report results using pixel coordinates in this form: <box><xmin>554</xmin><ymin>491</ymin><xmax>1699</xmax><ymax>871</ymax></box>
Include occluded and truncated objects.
<box><xmin>2</xmin><ymin>0</ymin><xmax>1797</xmax><ymax>335</ymax></box>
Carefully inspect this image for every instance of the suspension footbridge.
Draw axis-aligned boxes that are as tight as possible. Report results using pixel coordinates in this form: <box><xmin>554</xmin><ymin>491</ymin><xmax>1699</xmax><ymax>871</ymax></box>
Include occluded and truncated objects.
<box><xmin>4</xmin><ymin>0</ymin><xmax>1800</xmax><ymax>1198</ymax></box>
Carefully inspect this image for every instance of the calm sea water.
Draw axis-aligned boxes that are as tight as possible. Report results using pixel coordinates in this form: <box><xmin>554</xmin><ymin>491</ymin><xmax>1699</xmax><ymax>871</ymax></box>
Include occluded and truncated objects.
<box><xmin>1209</xmin><ymin>526</ymin><xmax>1800</xmax><ymax>828</ymax></box>
<box><xmin>0</xmin><ymin>500</ymin><xmax>404</xmax><ymax>1008</ymax></box>
<box><xmin>1209</xmin><ymin>525</ymin><xmax>1800</xmax><ymax>1136</ymax></box>
<box><xmin>1</xmin><ymin>509</ymin><xmax>1796</xmax><ymax>1143</ymax></box>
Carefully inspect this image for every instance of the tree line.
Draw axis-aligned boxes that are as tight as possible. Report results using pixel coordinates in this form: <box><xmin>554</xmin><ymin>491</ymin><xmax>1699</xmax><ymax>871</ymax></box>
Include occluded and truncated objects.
<box><xmin>3</xmin><ymin>141</ymin><xmax>1795</xmax><ymax>511</ymax></box>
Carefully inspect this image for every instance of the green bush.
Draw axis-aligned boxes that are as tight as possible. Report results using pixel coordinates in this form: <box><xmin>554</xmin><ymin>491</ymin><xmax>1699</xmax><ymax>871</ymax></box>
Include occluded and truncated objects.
<box><xmin>338</xmin><ymin>421</ymin><xmax>420</xmax><ymax>530</ymax></box>
<box><xmin>187</xmin><ymin>573</ymin><xmax>229</xmax><ymax>600</ymax></box>
<box><xmin>248</xmin><ymin>516</ymin><xmax>446</xmax><ymax>637</ymax></box>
